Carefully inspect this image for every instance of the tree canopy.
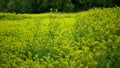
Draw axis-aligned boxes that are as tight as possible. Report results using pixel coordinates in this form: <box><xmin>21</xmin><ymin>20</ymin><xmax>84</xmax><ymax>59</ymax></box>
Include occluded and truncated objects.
<box><xmin>0</xmin><ymin>0</ymin><xmax>119</xmax><ymax>13</ymax></box>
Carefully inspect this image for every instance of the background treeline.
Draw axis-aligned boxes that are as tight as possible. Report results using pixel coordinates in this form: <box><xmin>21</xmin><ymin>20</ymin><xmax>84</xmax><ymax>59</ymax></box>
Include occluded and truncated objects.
<box><xmin>0</xmin><ymin>0</ymin><xmax>120</xmax><ymax>13</ymax></box>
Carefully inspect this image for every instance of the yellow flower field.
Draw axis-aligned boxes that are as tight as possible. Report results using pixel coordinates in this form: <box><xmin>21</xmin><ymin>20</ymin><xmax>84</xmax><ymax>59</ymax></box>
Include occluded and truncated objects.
<box><xmin>0</xmin><ymin>7</ymin><xmax>120</xmax><ymax>68</ymax></box>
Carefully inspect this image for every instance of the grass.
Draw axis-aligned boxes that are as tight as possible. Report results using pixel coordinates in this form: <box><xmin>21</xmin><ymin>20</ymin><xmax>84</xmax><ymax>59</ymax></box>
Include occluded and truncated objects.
<box><xmin>0</xmin><ymin>7</ymin><xmax>120</xmax><ymax>68</ymax></box>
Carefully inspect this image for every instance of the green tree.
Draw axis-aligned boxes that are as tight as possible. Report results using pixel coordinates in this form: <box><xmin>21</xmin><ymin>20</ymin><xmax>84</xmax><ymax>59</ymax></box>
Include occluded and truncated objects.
<box><xmin>0</xmin><ymin>0</ymin><xmax>120</xmax><ymax>13</ymax></box>
<box><xmin>7</xmin><ymin>0</ymin><xmax>21</xmax><ymax>13</ymax></box>
<box><xmin>20</xmin><ymin>0</ymin><xmax>32</xmax><ymax>13</ymax></box>
<box><xmin>7</xmin><ymin>0</ymin><xmax>32</xmax><ymax>13</ymax></box>
<box><xmin>48</xmin><ymin>0</ymin><xmax>62</xmax><ymax>12</ymax></box>
<box><xmin>60</xmin><ymin>0</ymin><xmax>74</xmax><ymax>12</ymax></box>
<box><xmin>0</xmin><ymin>0</ymin><xmax>9</xmax><ymax>12</ymax></box>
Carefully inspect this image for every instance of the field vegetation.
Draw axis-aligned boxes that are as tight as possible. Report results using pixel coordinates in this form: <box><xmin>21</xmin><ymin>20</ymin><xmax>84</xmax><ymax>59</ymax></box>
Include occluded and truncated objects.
<box><xmin>0</xmin><ymin>7</ymin><xmax>120</xmax><ymax>68</ymax></box>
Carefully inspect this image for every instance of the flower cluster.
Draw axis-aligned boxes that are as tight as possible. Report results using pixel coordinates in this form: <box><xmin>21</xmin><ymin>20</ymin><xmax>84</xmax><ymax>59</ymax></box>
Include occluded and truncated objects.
<box><xmin>0</xmin><ymin>7</ymin><xmax>120</xmax><ymax>68</ymax></box>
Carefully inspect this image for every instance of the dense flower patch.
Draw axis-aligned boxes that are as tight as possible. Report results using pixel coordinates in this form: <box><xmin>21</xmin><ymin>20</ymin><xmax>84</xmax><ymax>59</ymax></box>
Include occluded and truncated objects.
<box><xmin>0</xmin><ymin>7</ymin><xmax>120</xmax><ymax>68</ymax></box>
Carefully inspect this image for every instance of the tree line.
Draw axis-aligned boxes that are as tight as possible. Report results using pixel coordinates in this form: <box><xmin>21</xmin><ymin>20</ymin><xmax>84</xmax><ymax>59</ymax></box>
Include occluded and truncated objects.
<box><xmin>0</xmin><ymin>0</ymin><xmax>120</xmax><ymax>13</ymax></box>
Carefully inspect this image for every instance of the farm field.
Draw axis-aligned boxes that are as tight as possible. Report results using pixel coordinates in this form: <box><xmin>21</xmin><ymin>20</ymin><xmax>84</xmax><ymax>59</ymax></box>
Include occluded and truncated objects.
<box><xmin>0</xmin><ymin>7</ymin><xmax>120</xmax><ymax>68</ymax></box>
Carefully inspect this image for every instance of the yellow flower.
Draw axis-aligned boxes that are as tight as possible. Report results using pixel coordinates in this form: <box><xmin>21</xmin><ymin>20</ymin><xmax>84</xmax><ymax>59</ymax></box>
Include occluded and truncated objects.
<box><xmin>96</xmin><ymin>52</ymin><xmax>100</xmax><ymax>56</ymax></box>
<box><xmin>64</xmin><ymin>61</ymin><xmax>68</xmax><ymax>65</ymax></box>
<box><xmin>93</xmin><ymin>61</ymin><xmax>98</xmax><ymax>65</ymax></box>
<box><xmin>89</xmin><ymin>52</ymin><xmax>94</xmax><ymax>60</ymax></box>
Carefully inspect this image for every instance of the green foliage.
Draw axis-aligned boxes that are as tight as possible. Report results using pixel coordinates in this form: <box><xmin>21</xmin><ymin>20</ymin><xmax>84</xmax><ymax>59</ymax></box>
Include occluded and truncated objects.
<box><xmin>0</xmin><ymin>0</ymin><xmax>120</xmax><ymax>13</ymax></box>
<box><xmin>0</xmin><ymin>0</ymin><xmax>9</xmax><ymax>12</ymax></box>
<box><xmin>7</xmin><ymin>0</ymin><xmax>32</xmax><ymax>13</ymax></box>
<box><xmin>0</xmin><ymin>7</ymin><xmax>120</xmax><ymax>68</ymax></box>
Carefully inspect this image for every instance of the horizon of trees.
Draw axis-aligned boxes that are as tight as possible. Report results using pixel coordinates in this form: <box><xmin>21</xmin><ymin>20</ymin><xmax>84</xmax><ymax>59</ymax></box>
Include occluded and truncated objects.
<box><xmin>0</xmin><ymin>0</ymin><xmax>120</xmax><ymax>13</ymax></box>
